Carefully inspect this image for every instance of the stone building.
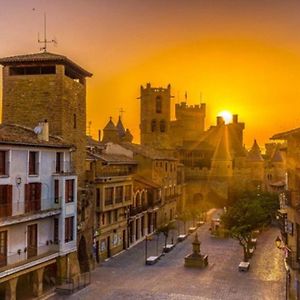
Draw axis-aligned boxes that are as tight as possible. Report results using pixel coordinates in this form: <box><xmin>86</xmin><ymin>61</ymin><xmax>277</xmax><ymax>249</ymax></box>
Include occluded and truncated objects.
<box><xmin>271</xmin><ymin>128</ymin><xmax>300</xmax><ymax>300</ymax></box>
<box><xmin>86</xmin><ymin>138</ymin><xmax>136</xmax><ymax>261</ymax></box>
<box><xmin>0</xmin><ymin>51</ymin><xmax>94</xmax><ymax>273</ymax></box>
<box><xmin>0</xmin><ymin>123</ymin><xmax>78</xmax><ymax>300</ymax></box>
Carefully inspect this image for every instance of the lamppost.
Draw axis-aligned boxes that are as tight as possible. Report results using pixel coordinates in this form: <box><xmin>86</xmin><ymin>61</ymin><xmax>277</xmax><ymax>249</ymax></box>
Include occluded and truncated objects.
<box><xmin>144</xmin><ymin>235</ymin><xmax>152</xmax><ymax>264</ymax></box>
<box><xmin>275</xmin><ymin>236</ymin><xmax>290</xmax><ymax>300</ymax></box>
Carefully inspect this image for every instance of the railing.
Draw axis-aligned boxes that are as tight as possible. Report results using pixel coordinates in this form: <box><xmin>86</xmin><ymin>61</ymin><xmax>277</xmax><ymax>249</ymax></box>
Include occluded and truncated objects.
<box><xmin>96</xmin><ymin>170</ymin><xmax>132</xmax><ymax>177</ymax></box>
<box><xmin>129</xmin><ymin>205</ymin><xmax>149</xmax><ymax>216</ymax></box>
<box><xmin>0</xmin><ymin>199</ymin><xmax>61</xmax><ymax>221</ymax></box>
<box><xmin>52</xmin><ymin>161</ymin><xmax>75</xmax><ymax>174</ymax></box>
<box><xmin>56</xmin><ymin>272</ymin><xmax>91</xmax><ymax>295</ymax></box>
<box><xmin>286</xmin><ymin>249</ymin><xmax>300</xmax><ymax>270</ymax></box>
<box><xmin>0</xmin><ymin>244</ymin><xmax>59</xmax><ymax>271</ymax></box>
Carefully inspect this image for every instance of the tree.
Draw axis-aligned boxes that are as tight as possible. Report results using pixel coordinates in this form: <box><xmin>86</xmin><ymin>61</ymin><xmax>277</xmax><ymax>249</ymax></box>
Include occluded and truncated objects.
<box><xmin>221</xmin><ymin>191</ymin><xmax>278</xmax><ymax>261</ymax></box>
<box><xmin>177</xmin><ymin>211</ymin><xmax>190</xmax><ymax>234</ymax></box>
<box><xmin>157</xmin><ymin>221</ymin><xmax>176</xmax><ymax>248</ymax></box>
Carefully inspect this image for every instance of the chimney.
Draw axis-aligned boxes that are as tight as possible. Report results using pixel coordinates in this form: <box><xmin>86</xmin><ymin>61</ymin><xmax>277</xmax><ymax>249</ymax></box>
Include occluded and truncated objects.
<box><xmin>37</xmin><ymin>120</ymin><xmax>49</xmax><ymax>142</ymax></box>
<box><xmin>232</xmin><ymin>114</ymin><xmax>238</xmax><ymax>124</ymax></box>
<box><xmin>217</xmin><ymin>116</ymin><xmax>224</xmax><ymax>126</ymax></box>
<box><xmin>98</xmin><ymin>130</ymin><xmax>102</xmax><ymax>142</ymax></box>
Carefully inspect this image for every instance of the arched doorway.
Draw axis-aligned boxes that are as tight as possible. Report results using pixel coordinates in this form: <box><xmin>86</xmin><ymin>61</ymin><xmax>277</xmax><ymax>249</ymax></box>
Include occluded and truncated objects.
<box><xmin>78</xmin><ymin>236</ymin><xmax>90</xmax><ymax>273</ymax></box>
<box><xmin>16</xmin><ymin>272</ymin><xmax>34</xmax><ymax>299</ymax></box>
<box><xmin>43</xmin><ymin>263</ymin><xmax>57</xmax><ymax>292</ymax></box>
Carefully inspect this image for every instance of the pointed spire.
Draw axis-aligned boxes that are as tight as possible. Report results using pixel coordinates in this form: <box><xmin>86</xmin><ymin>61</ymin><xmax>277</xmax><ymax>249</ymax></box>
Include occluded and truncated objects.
<box><xmin>103</xmin><ymin>116</ymin><xmax>117</xmax><ymax>131</ymax></box>
<box><xmin>248</xmin><ymin>139</ymin><xmax>264</xmax><ymax>161</ymax></box>
<box><xmin>271</xmin><ymin>145</ymin><xmax>283</xmax><ymax>163</ymax></box>
<box><xmin>116</xmin><ymin>115</ymin><xmax>126</xmax><ymax>137</ymax></box>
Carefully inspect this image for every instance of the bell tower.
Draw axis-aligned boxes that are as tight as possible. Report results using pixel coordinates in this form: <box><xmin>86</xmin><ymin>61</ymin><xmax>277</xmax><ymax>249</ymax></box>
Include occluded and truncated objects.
<box><xmin>139</xmin><ymin>83</ymin><xmax>171</xmax><ymax>149</ymax></box>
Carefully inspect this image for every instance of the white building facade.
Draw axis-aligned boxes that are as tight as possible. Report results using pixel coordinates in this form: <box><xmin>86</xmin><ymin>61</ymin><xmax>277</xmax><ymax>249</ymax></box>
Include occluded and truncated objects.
<box><xmin>0</xmin><ymin>124</ymin><xmax>78</xmax><ymax>300</ymax></box>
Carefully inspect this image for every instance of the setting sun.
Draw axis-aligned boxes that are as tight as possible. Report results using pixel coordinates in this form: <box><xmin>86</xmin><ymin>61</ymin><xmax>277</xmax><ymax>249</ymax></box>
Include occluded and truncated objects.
<box><xmin>218</xmin><ymin>110</ymin><xmax>232</xmax><ymax>124</ymax></box>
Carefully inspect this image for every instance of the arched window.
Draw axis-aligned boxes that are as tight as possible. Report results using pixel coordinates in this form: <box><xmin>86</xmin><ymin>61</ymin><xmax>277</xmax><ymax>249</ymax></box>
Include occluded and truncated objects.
<box><xmin>156</xmin><ymin>96</ymin><xmax>162</xmax><ymax>113</ymax></box>
<box><xmin>160</xmin><ymin>120</ymin><xmax>166</xmax><ymax>132</ymax></box>
<box><xmin>151</xmin><ymin>119</ymin><xmax>157</xmax><ymax>132</ymax></box>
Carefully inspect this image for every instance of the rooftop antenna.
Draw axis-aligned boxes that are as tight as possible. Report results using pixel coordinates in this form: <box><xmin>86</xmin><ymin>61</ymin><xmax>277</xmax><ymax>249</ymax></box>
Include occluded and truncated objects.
<box><xmin>38</xmin><ymin>12</ymin><xmax>57</xmax><ymax>52</ymax></box>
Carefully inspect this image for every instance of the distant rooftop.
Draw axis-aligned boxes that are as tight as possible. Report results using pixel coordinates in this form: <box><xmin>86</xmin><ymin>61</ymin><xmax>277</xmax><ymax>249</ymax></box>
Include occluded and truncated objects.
<box><xmin>0</xmin><ymin>123</ymin><xmax>73</xmax><ymax>148</ymax></box>
<box><xmin>271</xmin><ymin>127</ymin><xmax>300</xmax><ymax>140</ymax></box>
<box><xmin>0</xmin><ymin>51</ymin><xmax>92</xmax><ymax>77</ymax></box>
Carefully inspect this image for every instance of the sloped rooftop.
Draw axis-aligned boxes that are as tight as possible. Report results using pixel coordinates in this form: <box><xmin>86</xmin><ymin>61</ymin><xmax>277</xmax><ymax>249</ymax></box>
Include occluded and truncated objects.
<box><xmin>0</xmin><ymin>123</ymin><xmax>73</xmax><ymax>148</ymax></box>
<box><xmin>0</xmin><ymin>51</ymin><xmax>92</xmax><ymax>77</ymax></box>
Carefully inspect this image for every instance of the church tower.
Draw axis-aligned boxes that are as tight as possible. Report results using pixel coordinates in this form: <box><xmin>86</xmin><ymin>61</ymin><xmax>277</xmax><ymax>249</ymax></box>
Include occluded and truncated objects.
<box><xmin>139</xmin><ymin>83</ymin><xmax>171</xmax><ymax>149</ymax></box>
<box><xmin>0</xmin><ymin>52</ymin><xmax>92</xmax><ymax>184</ymax></box>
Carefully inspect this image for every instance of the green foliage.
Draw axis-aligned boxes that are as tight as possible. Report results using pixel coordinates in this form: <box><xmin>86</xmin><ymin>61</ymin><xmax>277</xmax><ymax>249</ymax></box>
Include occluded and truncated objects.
<box><xmin>156</xmin><ymin>221</ymin><xmax>176</xmax><ymax>247</ymax></box>
<box><xmin>221</xmin><ymin>191</ymin><xmax>279</xmax><ymax>260</ymax></box>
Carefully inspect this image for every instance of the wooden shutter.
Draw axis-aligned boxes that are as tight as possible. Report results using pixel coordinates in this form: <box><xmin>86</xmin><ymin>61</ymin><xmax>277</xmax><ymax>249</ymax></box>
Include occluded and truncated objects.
<box><xmin>0</xmin><ymin>151</ymin><xmax>5</xmax><ymax>175</ymax></box>
<box><xmin>7</xmin><ymin>185</ymin><xmax>12</xmax><ymax>216</ymax></box>
<box><xmin>24</xmin><ymin>184</ymin><xmax>30</xmax><ymax>213</ymax></box>
<box><xmin>36</xmin><ymin>183</ymin><xmax>41</xmax><ymax>211</ymax></box>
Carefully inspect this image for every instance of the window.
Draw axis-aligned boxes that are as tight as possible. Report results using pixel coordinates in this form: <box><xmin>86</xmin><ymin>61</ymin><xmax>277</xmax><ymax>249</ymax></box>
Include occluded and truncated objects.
<box><xmin>156</xmin><ymin>96</ymin><xmax>162</xmax><ymax>113</ymax></box>
<box><xmin>125</xmin><ymin>185</ymin><xmax>132</xmax><ymax>201</ymax></box>
<box><xmin>96</xmin><ymin>188</ymin><xmax>101</xmax><ymax>207</ymax></box>
<box><xmin>25</xmin><ymin>183</ymin><xmax>41</xmax><ymax>213</ymax></box>
<box><xmin>0</xmin><ymin>185</ymin><xmax>12</xmax><ymax>218</ymax></box>
<box><xmin>65</xmin><ymin>216</ymin><xmax>74</xmax><ymax>242</ymax></box>
<box><xmin>105</xmin><ymin>187</ymin><xmax>114</xmax><ymax>206</ymax></box>
<box><xmin>65</xmin><ymin>179</ymin><xmax>74</xmax><ymax>203</ymax></box>
<box><xmin>115</xmin><ymin>186</ymin><xmax>123</xmax><ymax>203</ymax></box>
<box><xmin>0</xmin><ymin>151</ymin><xmax>8</xmax><ymax>176</ymax></box>
<box><xmin>108</xmin><ymin>212</ymin><xmax>112</xmax><ymax>224</ymax></box>
<box><xmin>54</xmin><ymin>218</ymin><xmax>59</xmax><ymax>244</ymax></box>
<box><xmin>160</xmin><ymin>120</ymin><xmax>166</xmax><ymax>132</ymax></box>
<box><xmin>114</xmin><ymin>210</ymin><xmax>118</xmax><ymax>222</ymax></box>
<box><xmin>0</xmin><ymin>231</ymin><xmax>7</xmax><ymax>267</ymax></box>
<box><xmin>101</xmin><ymin>213</ymin><xmax>105</xmax><ymax>225</ymax></box>
<box><xmin>151</xmin><ymin>119</ymin><xmax>157</xmax><ymax>132</ymax></box>
<box><xmin>165</xmin><ymin>162</ymin><xmax>168</xmax><ymax>172</ymax></box>
<box><xmin>9</xmin><ymin>65</ymin><xmax>56</xmax><ymax>76</ymax></box>
<box><xmin>54</xmin><ymin>180</ymin><xmax>59</xmax><ymax>203</ymax></box>
<box><xmin>56</xmin><ymin>152</ymin><xmax>63</xmax><ymax>173</ymax></box>
<box><xmin>73</xmin><ymin>114</ymin><xmax>77</xmax><ymax>129</ymax></box>
<box><xmin>29</xmin><ymin>151</ymin><xmax>39</xmax><ymax>175</ymax></box>
<box><xmin>96</xmin><ymin>213</ymin><xmax>101</xmax><ymax>228</ymax></box>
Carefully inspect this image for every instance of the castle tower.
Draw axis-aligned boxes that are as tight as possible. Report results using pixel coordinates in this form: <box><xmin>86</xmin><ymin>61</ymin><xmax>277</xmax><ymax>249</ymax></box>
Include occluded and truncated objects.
<box><xmin>174</xmin><ymin>102</ymin><xmax>206</xmax><ymax>142</ymax></box>
<box><xmin>210</xmin><ymin>125</ymin><xmax>233</xmax><ymax>178</ymax></box>
<box><xmin>139</xmin><ymin>83</ymin><xmax>171</xmax><ymax>148</ymax></box>
<box><xmin>0</xmin><ymin>52</ymin><xmax>92</xmax><ymax>185</ymax></box>
<box><xmin>247</xmin><ymin>139</ymin><xmax>265</xmax><ymax>184</ymax></box>
<box><xmin>102</xmin><ymin>117</ymin><xmax>119</xmax><ymax>143</ymax></box>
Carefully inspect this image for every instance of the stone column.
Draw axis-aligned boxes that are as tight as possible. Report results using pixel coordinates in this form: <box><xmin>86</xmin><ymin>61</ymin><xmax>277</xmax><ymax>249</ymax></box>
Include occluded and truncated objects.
<box><xmin>5</xmin><ymin>278</ymin><xmax>18</xmax><ymax>300</ymax></box>
<box><xmin>132</xmin><ymin>219</ymin><xmax>136</xmax><ymax>243</ymax></box>
<box><xmin>33</xmin><ymin>268</ymin><xmax>44</xmax><ymax>297</ymax></box>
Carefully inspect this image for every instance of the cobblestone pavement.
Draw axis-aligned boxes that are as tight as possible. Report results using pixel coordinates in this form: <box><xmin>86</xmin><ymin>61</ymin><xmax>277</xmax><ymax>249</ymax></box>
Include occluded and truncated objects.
<box><xmin>55</xmin><ymin>220</ymin><xmax>285</xmax><ymax>300</ymax></box>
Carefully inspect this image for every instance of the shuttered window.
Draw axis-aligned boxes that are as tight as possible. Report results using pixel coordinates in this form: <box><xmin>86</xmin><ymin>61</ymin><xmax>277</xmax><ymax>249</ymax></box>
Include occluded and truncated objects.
<box><xmin>0</xmin><ymin>185</ymin><xmax>12</xmax><ymax>217</ymax></box>
<box><xmin>65</xmin><ymin>179</ymin><xmax>74</xmax><ymax>203</ymax></box>
<box><xmin>25</xmin><ymin>183</ymin><xmax>41</xmax><ymax>213</ymax></box>
<box><xmin>65</xmin><ymin>217</ymin><xmax>74</xmax><ymax>242</ymax></box>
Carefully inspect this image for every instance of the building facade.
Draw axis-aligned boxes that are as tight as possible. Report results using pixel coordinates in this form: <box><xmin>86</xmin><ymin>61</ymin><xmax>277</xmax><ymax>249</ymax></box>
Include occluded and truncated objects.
<box><xmin>0</xmin><ymin>124</ymin><xmax>78</xmax><ymax>300</ymax></box>
<box><xmin>0</xmin><ymin>51</ymin><xmax>94</xmax><ymax>272</ymax></box>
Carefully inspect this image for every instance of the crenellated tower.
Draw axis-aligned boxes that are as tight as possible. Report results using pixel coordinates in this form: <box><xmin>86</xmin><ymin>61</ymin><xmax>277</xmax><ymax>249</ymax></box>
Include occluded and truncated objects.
<box><xmin>139</xmin><ymin>83</ymin><xmax>171</xmax><ymax>148</ymax></box>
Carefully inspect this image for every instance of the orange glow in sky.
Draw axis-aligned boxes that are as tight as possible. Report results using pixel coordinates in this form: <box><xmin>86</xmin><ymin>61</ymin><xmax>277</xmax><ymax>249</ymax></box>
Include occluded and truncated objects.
<box><xmin>1</xmin><ymin>1</ymin><xmax>300</xmax><ymax>148</ymax></box>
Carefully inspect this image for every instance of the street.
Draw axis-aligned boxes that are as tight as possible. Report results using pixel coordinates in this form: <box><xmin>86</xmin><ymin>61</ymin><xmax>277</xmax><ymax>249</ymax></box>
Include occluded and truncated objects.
<box><xmin>55</xmin><ymin>222</ymin><xmax>285</xmax><ymax>300</ymax></box>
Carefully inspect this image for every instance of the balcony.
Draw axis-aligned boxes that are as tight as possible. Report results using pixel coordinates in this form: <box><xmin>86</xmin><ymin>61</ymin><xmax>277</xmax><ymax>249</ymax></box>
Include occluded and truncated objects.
<box><xmin>286</xmin><ymin>249</ymin><xmax>300</xmax><ymax>270</ymax></box>
<box><xmin>0</xmin><ymin>199</ymin><xmax>61</xmax><ymax>227</ymax></box>
<box><xmin>52</xmin><ymin>161</ymin><xmax>75</xmax><ymax>175</ymax></box>
<box><xmin>96</xmin><ymin>170</ymin><xmax>133</xmax><ymax>179</ymax></box>
<box><xmin>0</xmin><ymin>244</ymin><xmax>59</xmax><ymax>278</ymax></box>
<box><xmin>129</xmin><ymin>205</ymin><xmax>148</xmax><ymax>216</ymax></box>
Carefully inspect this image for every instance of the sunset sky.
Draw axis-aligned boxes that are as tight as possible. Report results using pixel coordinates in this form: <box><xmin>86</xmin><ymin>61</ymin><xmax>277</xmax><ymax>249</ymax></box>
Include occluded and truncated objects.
<box><xmin>1</xmin><ymin>0</ymin><xmax>300</xmax><ymax>147</ymax></box>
